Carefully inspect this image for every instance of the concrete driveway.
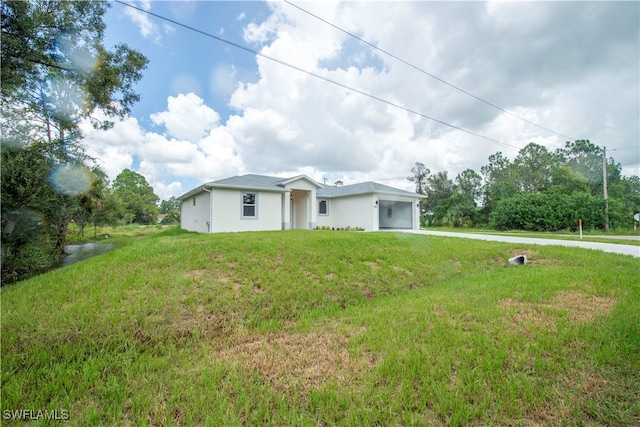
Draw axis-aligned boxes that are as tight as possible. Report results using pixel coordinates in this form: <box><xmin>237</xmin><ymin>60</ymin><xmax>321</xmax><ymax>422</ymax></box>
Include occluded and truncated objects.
<box><xmin>391</xmin><ymin>229</ymin><xmax>640</xmax><ymax>258</ymax></box>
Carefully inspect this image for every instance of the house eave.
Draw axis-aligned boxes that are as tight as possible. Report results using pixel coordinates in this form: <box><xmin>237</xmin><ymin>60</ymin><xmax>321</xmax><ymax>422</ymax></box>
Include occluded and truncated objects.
<box><xmin>319</xmin><ymin>190</ymin><xmax>424</xmax><ymax>199</ymax></box>
<box><xmin>279</xmin><ymin>174</ymin><xmax>323</xmax><ymax>188</ymax></box>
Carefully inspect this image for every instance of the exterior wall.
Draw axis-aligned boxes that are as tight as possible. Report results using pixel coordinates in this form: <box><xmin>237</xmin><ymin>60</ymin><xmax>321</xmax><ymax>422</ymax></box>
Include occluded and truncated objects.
<box><xmin>317</xmin><ymin>194</ymin><xmax>378</xmax><ymax>231</ymax></box>
<box><xmin>211</xmin><ymin>188</ymin><xmax>282</xmax><ymax>232</ymax></box>
<box><xmin>180</xmin><ymin>190</ymin><xmax>211</xmax><ymax>233</ymax></box>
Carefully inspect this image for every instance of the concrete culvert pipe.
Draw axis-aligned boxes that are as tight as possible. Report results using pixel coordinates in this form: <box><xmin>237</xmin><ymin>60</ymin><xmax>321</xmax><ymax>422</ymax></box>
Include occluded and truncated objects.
<box><xmin>508</xmin><ymin>254</ymin><xmax>527</xmax><ymax>265</ymax></box>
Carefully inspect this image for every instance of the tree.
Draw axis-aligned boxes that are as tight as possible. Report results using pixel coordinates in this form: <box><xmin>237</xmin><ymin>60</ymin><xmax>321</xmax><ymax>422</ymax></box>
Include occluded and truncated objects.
<box><xmin>73</xmin><ymin>167</ymin><xmax>109</xmax><ymax>237</ymax></box>
<box><xmin>480</xmin><ymin>151</ymin><xmax>518</xmax><ymax>211</ymax></box>
<box><xmin>425</xmin><ymin>171</ymin><xmax>455</xmax><ymax>211</ymax></box>
<box><xmin>407</xmin><ymin>162</ymin><xmax>430</xmax><ymax>195</ymax></box>
<box><xmin>1</xmin><ymin>0</ymin><xmax>147</xmax><ymax>282</ymax></box>
<box><xmin>423</xmin><ymin>171</ymin><xmax>455</xmax><ymax>225</ymax></box>
<box><xmin>1</xmin><ymin>139</ymin><xmax>91</xmax><ymax>281</ymax></box>
<box><xmin>159</xmin><ymin>196</ymin><xmax>181</xmax><ymax>224</ymax></box>
<box><xmin>159</xmin><ymin>197</ymin><xmax>181</xmax><ymax>214</ymax></box>
<box><xmin>112</xmin><ymin>169</ymin><xmax>159</xmax><ymax>225</ymax></box>
<box><xmin>455</xmin><ymin>169</ymin><xmax>482</xmax><ymax>206</ymax></box>
<box><xmin>513</xmin><ymin>142</ymin><xmax>557</xmax><ymax>193</ymax></box>
<box><xmin>1</xmin><ymin>0</ymin><xmax>148</xmax><ymax>137</ymax></box>
<box><xmin>408</xmin><ymin>162</ymin><xmax>430</xmax><ymax>215</ymax></box>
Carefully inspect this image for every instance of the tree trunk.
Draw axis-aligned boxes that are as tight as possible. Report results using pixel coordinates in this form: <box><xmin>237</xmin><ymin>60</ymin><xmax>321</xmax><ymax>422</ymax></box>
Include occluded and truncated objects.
<box><xmin>54</xmin><ymin>216</ymin><xmax>70</xmax><ymax>257</ymax></box>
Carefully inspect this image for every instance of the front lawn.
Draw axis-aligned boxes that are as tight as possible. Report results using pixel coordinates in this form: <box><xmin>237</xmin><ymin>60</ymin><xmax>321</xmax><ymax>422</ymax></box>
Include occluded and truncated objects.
<box><xmin>1</xmin><ymin>230</ymin><xmax>638</xmax><ymax>425</ymax></box>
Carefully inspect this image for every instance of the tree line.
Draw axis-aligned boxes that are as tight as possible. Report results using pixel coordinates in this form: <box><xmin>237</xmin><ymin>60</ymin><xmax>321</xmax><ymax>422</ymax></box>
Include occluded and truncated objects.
<box><xmin>408</xmin><ymin>140</ymin><xmax>640</xmax><ymax>231</ymax></box>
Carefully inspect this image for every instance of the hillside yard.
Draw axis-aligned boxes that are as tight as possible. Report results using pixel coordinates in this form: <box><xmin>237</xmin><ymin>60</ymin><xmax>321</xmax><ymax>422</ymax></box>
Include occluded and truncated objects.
<box><xmin>1</xmin><ymin>229</ymin><xmax>638</xmax><ymax>425</ymax></box>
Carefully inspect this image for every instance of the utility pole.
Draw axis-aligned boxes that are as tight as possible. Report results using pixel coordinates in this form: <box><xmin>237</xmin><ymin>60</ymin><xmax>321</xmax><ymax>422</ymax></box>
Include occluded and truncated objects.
<box><xmin>603</xmin><ymin>146</ymin><xmax>609</xmax><ymax>231</ymax></box>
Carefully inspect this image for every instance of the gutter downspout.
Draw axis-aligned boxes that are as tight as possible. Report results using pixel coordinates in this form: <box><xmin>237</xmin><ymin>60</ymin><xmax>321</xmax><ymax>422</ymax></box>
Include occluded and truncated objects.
<box><xmin>202</xmin><ymin>185</ymin><xmax>213</xmax><ymax>233</ymax></box>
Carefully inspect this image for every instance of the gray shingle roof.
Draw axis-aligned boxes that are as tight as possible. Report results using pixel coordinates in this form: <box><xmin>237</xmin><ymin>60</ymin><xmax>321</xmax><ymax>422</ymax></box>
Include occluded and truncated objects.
<box><xmin>317</xmin><ymin>181</ymin><xmax>421</xmax><ymax>198</ymax></box>
<box><xmin>211</xmin><ymin>174</ymin><xmax>287</xmax><ymax>190</ymax></box>
<box><xmin>179</xmin><ymin>174</ymin><xmax>422</xmax><ymax>199</ymax></box>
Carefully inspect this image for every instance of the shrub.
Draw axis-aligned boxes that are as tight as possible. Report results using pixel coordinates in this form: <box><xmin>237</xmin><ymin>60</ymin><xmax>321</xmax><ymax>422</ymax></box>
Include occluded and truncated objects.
<box><xmin>491</xmin><ymin>192</ymin><xmax>609</xmax><ymax>231</ymax></box>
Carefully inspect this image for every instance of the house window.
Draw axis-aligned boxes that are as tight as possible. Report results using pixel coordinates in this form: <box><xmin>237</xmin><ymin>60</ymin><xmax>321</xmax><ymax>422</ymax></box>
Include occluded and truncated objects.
<box><xmin>242</xmin><ymin>192</ymin><xmax>257</xmax><ymax>218</ymax></box>
<box><xmin>193</xmin><ymin>197</ymin><xmax>196</xmax><ymax>206</ymax></box>
<box><xmin>318</xmin><ymin>199</ymin><xmax>329</xmax><ymax>215</ymax></box>
<box><xmin>387</xmin><ymin>207</ymin><xmax>392</xmax><ymax>218</ymax></box>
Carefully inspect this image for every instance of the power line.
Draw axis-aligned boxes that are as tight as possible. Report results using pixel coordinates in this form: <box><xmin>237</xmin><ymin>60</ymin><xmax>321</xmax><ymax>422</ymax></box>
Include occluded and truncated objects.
<box><xmin>113</xmin><ymin>0</ymin><xmax>522</xmax><ymax>151</ymax></box>
<box><xmin>284</xmin><ymin>0</ymin><xmax>577</xmax><ymax>142</ymax></box>
<box><xmin>608</xmin><ymin>146</ymin><xmax>639</xmax><ymax>152</ymax></box>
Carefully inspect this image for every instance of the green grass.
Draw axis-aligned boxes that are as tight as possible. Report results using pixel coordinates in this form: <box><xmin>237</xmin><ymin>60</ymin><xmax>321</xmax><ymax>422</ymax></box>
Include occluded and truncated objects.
<box><xmin>2</xmin><ymin>229</ymin><xmax>638</xmax><ymax>425</ymax></box>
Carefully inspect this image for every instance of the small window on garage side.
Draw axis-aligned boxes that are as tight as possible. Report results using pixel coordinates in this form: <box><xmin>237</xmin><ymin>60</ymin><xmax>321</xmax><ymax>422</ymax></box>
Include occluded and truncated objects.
<box><xmin>318</xmin><ymin>199</ymin><xmax>329</xmax><ymax>215</ymax></box>
<box><xmin>242</xmin><ymin>192</ymin><xmax>257</xmax><ymax>218</ymax></box>
<box><xmin>387</xmin><ymin>207</ymin><xmax>392</xmax><ymax>218</ymax></box>
<box><xmin>193</xmin><ymin>197</ymin><xmax>196</xmax><ymax>206</ymax></box>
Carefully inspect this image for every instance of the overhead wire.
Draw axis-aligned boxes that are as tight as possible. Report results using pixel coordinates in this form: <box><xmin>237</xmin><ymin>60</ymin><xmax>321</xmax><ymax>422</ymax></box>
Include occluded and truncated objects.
<box><xmin>284</xmin><ymin>0</ymin><xmax>577</xmax><ymax>142</ymax></box>
<box><xmin>607</xmin><ymin>146</ymin><xmax>639</xmax><ymax>152</ymax></box>
<box><xmin>114</xmin><ymin>0</ymin><xmax>523</xmax><ymax>151</ymax></box>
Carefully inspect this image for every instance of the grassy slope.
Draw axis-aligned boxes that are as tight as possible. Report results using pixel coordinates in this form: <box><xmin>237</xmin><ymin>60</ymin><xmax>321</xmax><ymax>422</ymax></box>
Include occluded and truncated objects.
<box><xmin>1</xmin><ymin>229</ymin><xmax>638</xmax><ymax>425</ymax></box>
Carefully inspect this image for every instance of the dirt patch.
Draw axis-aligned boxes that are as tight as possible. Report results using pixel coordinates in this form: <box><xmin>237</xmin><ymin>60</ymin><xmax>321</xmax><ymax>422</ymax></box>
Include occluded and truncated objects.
<box><xmin>182</xmin><ymin>269</ymin><xmax>230</xmax><ymax>284</ymax></box>
<box><xmin>499</xmin><ymin>291</ymin><xmax>616</xmax><ymax>332</ymax></box>
<box><xmin>392</xmin><ymin>265</ymin><xmax>413</xmax><ymax>275</ymax></box>
<box><xmin>182</xmin><ymin>269</ymin><xmax>207</xmax><ymax>279</ymax></box>
<box><xmin>552</xmin><ymin>291</ymin><xmax>616</xmax><ymax>323</ymax></box>
<box><xmin>364</xmin><ymin>261</ymin><xmax>379</xmax><ymax>270</ymax></box>
<box><xmin>215</xmin><ymin>329</ymin><xmax>377</xmax><ymax>396</ymax></box>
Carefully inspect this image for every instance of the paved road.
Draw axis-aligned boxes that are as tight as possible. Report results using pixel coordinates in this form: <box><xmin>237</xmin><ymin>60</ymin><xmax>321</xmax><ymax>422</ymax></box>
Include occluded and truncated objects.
<box><xmin>391</xmin><ymin>229</ymin><xmax>640</xmax><ymax>258</ymax></box>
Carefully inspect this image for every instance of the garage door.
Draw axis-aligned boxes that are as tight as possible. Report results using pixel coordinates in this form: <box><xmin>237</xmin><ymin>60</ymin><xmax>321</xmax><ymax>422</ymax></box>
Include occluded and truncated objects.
<box><xmin>379</xmin><ymin>200</ymin><xmax>412</xmax><ymax>229</ymax></box>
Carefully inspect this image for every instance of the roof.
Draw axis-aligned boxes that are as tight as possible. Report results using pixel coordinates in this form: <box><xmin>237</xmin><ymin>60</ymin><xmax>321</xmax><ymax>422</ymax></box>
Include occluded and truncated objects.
<box><xmin>178</xmin><ymin>174</ymin><xmax>422</xmax><ymax>200</ymax></box>
<box><xmin>211</xmin><ymin>174</ymin><xmax>289</xmax><ymax>190</ymax></box>
<box><xmin>317</xmin><ymin>181</ymin><xmax>422</xmax><ymax>199</ymax></box>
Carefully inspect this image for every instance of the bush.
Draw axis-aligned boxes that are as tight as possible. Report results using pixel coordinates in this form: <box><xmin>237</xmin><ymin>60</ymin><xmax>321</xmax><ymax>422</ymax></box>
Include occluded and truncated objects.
<box><xmin>491</xmin><ymin>192</ymin><xmax>609</xmax><ymax>231</ymax></box>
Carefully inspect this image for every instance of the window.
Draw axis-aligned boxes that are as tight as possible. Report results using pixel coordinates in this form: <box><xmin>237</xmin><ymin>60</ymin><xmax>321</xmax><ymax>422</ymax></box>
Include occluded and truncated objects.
<box><xmin>242</xmin><ymin>192</ymin><xmax>257</xmax><ymax>218</ymax></box>
<box><xmin>193</xmin><ymin>197</ymin><xmax>196</xmax><ymax>206</ymax></box>
<box><xmin>318</xmin><ymin>199</ymin><xmax>329</xmax><ymax>215</ymax></box>
<box><xmin>387</xmin><ymin>207</ymin><xmax>392</xmax><ymax>218</ymax></box>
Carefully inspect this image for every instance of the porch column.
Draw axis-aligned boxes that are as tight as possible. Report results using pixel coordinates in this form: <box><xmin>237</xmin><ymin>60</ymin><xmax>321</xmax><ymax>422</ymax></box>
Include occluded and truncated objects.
<box><xmin>308</xmin><ymin>189</ymin><xmax>317</xmax><ymax>229</ymax></box>
<box><xmin>282</xmin><ymin>191</ymin><xmax>291</xmax><ymax>230</ymax></box>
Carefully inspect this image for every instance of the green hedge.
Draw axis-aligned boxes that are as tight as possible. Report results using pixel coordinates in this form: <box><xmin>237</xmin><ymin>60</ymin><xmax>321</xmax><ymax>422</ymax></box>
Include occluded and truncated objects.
<box><xmin>490</xmin><ymin>192</ymin><xmax>609</xmax><ymax>231</ymax></box>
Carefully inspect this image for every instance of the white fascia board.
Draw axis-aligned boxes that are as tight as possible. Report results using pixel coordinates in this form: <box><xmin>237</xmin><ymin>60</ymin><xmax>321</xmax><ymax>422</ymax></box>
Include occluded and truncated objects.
<box><xmin>177</xmin><ymin>185</ymin><xmax>210</xmax><ymax>200</ymax></box>
<box><xmin>323</xmin><ymin>190</ymin><xmax>424</xmax><ymax>200</ymax></box>
<box><xmin>208</xmin><ymin>183</ymin><xmax>287</xmax><ymax>193</ymax></box>
<box><xmin>280</xmin><ymin>174</ymin><xmax>323</xmax><ymax>188</ymax></box>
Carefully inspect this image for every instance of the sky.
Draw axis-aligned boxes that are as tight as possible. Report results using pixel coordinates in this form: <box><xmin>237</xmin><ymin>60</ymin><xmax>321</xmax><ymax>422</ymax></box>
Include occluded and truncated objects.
<box><xmin>79</xmin><ymin>0</ymin><xmax>640</xmax><ymax>201</ymax></box>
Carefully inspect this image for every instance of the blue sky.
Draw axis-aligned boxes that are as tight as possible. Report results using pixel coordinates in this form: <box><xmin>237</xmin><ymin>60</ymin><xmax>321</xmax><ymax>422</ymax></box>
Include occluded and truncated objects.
<box><xmin>80</xmin><ymin>1</ymin><xmax>640</xmax><ymax>201</ymax></box>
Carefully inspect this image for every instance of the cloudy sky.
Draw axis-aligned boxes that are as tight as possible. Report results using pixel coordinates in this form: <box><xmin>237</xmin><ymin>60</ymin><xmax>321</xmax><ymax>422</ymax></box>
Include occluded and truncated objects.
<box><xmin>80</xmin><ymin>0</ymin><xmax>640</xmax><ymax>200</ymax></box>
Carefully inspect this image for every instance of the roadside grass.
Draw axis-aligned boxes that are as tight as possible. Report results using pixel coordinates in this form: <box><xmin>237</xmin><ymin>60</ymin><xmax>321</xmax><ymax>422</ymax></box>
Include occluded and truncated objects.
<box><xmin>1</xmin><ymin>230</ymin><xmax>638</xmax><ymax>425</ymax></box>
<box><xmin>424</xmin><ymin>226</ymin><xmax>640</xmax><ymax>246</ymax></box>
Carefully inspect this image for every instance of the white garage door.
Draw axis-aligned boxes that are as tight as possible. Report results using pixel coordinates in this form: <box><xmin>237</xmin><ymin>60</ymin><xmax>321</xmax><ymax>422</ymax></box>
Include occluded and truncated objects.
<box><xmin>379</xmin><ymin>200</ymin><xmax>413</xmax><ymax>229</ymax></box>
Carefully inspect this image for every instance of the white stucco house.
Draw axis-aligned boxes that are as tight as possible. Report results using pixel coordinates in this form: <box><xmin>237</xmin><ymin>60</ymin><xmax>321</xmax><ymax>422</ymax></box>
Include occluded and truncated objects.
<box><xmin>178</xmin><ymin>174</ymin><xmax>423</xmax><ymax>233</ymax></box>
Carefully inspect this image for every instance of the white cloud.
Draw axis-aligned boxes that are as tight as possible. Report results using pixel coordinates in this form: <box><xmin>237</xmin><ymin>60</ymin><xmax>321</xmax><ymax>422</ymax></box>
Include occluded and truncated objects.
<box><xmin>95</xmin><ymin>1</ymin><xmax>638</xmax><ymax>200</ymax></box>
<box><xmin>81</xmin><ymin>94</ymin><xmax>243</xmax><ymax>199</ymax></box>
<box><xmin>150</xmin><ymin>93</ymin><xmax>220</xmax><ymax>142</ymax></box>
<box><xmin>123</xmin><ymin>0</ymin><xmax>162</xmax><ymax>42</ymax></box>
<box><xmin>79</xmin><ymin>114</ymin><xmax>144</xmax><ymax>180</ymax></box>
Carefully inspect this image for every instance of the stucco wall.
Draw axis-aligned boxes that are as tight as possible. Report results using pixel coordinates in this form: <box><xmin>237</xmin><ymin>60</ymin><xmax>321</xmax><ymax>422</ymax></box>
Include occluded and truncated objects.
<box><xmin>180</xmin><ymin>191</ymin><xmax>211</xmax><ymax>233</ymax></box>
<box><xmin>317</xmin><ymin>194</ymin><xmax>377</xmax><ymax>231</ymax></box>
<box><xmin>211</xmin><ymin>188</ymin><xmax>282</xmax><ymax>232</ymax></box>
